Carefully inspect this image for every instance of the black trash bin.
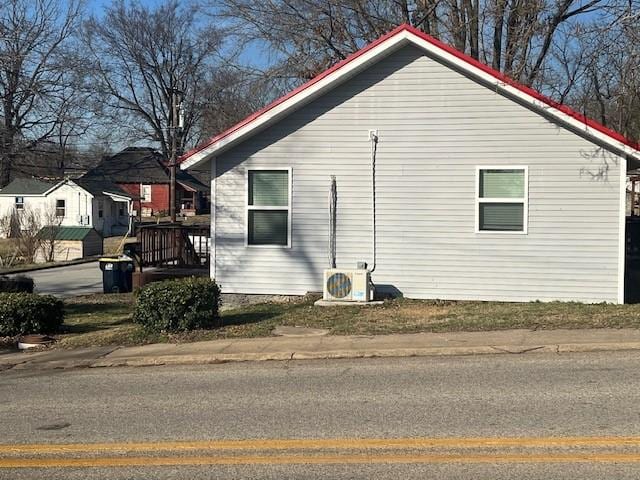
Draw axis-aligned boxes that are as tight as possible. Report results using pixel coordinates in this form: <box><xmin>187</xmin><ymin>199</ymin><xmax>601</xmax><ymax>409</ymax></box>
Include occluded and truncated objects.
<box><xmin>99</xmin><ymin>257</ymin><xmax>134</xmax><ymax>294</ymax></box>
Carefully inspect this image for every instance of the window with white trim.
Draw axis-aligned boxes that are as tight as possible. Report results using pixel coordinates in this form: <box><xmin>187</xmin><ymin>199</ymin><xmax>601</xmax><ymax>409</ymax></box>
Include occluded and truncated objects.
<box><xmin>141</xmin><ymin>184</ymin><xmax>152</xmax><ymax>202</ymax></box>
<box><xmin>15</xmin><ymin>197</ymin><xmax>24</xmax><ymax>210</ymax></box>
<box><xmin>476</xmin><ymin>167</ymin><xmax>528</xmax><ymax>233</ymax></box>
<box><xmin>247</xmin><ymin>169</ymin><xmax>290</xmax><ymax>246</ymax></box>
<box><xmin>55</xmin><ymin>199</ymin><xmax>66</xmax><ymax>218</ymax></box>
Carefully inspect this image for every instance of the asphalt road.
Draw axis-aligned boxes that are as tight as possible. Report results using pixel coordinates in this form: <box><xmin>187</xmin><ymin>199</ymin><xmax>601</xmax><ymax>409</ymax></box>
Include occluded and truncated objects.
<box><xmin>1</xmin><ymin>352</ymin><xmax>640</xmax><ymax>478</ymax></box>
<box><xmin>10</xmin><ymin>261</ymin><xmax>102</xmax><ymax>297</ymax></box>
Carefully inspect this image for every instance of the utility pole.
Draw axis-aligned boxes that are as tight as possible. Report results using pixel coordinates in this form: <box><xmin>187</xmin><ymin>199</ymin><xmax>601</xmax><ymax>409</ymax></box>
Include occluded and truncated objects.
<box><xmin>169</xmin><ymin>80</ymin><xmax>183</xmax><ymax>223</ymax></box>
<box><xmin>169</xmin><ymin>86</ymin><xmax>178</xmax><ymax>223</ymax></box>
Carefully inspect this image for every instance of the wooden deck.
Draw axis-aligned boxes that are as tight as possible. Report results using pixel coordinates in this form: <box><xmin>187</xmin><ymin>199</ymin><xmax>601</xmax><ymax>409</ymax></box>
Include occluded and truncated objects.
<box><xmin>127</xmin><ymin>223</ymin><xmax>210</xmax><ymax>270</ymax></box>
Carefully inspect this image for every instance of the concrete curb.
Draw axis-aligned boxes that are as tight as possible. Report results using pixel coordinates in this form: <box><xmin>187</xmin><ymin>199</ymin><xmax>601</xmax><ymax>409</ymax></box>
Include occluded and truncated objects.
<box><xmin>86</xmin><ymin>341</ymin><xmax>640</xmax><ymax>369</ymax></box>
<box><xmin>4</xmin><ymin>338</ymin><xmax>640</xmax><ymax>372</ymax></box>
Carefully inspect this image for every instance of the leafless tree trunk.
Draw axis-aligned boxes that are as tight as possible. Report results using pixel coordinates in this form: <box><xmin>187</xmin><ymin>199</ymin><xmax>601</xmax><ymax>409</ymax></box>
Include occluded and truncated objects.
<box><xmin>39</xmin><ymin>204</ymin><xmax>64</xmax><ymax>263</ymax></box>
<box><xmin>10</xmin><ymin>207</ymin><xmax>43</xmax><ymax>264</ymax></box>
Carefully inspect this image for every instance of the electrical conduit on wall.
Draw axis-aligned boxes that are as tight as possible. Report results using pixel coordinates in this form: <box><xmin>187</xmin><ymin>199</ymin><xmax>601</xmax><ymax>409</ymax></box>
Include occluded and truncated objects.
<box><xmin>370</xmin><ymin>130</ymin><xmax>378</xmax><ymax>273</ymax></box>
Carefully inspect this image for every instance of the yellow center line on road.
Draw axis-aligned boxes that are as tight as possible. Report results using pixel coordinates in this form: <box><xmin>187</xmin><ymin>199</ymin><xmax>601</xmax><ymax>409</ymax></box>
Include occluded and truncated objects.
<box><xmin>2</xmin><ymin>436</ymin><xmax>640</xmax><ymax>455</ymax></box>
<box><xmin>2</xmin><ymin>452</ymin><xmax>640</xmax><ymax>468</ymax></box>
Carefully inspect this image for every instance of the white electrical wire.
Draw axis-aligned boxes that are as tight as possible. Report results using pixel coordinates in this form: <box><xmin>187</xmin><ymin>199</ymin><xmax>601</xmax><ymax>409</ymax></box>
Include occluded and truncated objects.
<box><xmin>370</xmin><ymin>132</ymin><xmax>378</xmax><ymax>273</ymax></box>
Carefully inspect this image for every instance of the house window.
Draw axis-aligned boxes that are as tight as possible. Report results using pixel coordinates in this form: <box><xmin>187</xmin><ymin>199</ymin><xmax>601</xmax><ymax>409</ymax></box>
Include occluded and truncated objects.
<box><xmin>476</xmin><ymin>167</ymin><xmax>528</xmax><ymax>233</ymax></box>
<box><xmin>141</xmin><ymin>184</ymin><xmax>152</xmax><ymax>202</ymax></box>
<box><xmin>119</xmin><ymin>204</ymin><xmax>125</xmax><ymax>217</ymax></box>
<box><xmin>55</xmin><ymin>199</ymin><xmax>66</xmax><ymax>218</ymax></box>
<box><xmin>246</xmin><ymin>169</ymin><xmax>291</xmax><ymax>246</ymax></box>
<box><xmin>15</xmin><ymin>197</ymin><xmax>24</xmax><ymax>210</ymax></box>
<box><xmin>98</xmin><ymin>199</ymin><xmax>104</xmax><ymax>218</ymax></box>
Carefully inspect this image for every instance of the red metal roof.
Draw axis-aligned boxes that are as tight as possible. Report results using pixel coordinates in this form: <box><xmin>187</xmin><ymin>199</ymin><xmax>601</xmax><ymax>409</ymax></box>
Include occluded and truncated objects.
<box><xmin>181</xmin><ymin>23</ymin><xmax>640</xmax><ymax>163</ymax></box>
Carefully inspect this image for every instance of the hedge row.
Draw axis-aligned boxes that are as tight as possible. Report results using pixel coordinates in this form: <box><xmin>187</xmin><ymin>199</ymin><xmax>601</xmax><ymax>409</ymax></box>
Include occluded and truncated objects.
<box><xmin>0</xmin><ymin>293</ymin><xmax>64</xmax><ymax>337</ymax></box>
<box><xmin>133</xmin><ymin>277</ymin><xmax>221</xmax><ymax>332</ymax></box>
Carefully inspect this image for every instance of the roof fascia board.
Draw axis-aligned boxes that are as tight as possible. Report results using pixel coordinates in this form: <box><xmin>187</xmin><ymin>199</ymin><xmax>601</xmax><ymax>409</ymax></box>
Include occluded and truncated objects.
<box><xmin>42</xmin><ymin>179</ymin><xmax>71</xmax><ymax>196</ymax></box>
<box><xmin>68</xmin><ymin>179</ymin><xmax>97</xmax><ymax>199</ymax></box>
<box><xmin>104</xmin><ymin>192</ymin><xmax>132</xmax><ymax>201</ymax></box>
<box><xmin>176</xmin><ymin>181</ymin><xmax>198</xmax><ymax>192</ymax></box>
<box><xmin>181</xmin><ymin>32</ymin><xmax>411</xmax><ymax>169</ymax></box>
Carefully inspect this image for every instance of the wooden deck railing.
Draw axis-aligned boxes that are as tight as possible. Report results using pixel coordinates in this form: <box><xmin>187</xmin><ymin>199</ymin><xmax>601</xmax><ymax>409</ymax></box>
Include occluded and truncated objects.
<box><xmin>132</xmin><ymin>223</ymin><xmax>210</xmax><ymax>269</ymax></box>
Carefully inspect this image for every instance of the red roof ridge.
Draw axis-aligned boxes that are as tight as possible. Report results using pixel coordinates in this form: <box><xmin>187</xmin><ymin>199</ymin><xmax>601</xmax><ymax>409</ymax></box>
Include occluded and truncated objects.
<box><xmin>181</xmin><ymin>23</ymin><xmax>639</xmax><ymax>163</ymax></box>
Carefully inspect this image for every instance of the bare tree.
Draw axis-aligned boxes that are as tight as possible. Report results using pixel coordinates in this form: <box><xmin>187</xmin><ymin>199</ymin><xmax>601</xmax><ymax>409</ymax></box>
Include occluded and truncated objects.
<box><xmin>0</xmin><ymin>202</ymin><xmax>64</xmax><ymax>264</ymax></box>
<box><xmin>198</xmin><ymin>68</ymin><xmax>273</xmax><ymax>140</ymax></box>
<box><xmin>0</xmin><ymin>0</ymin><xmax>83</xmax><ymax>187</ymax></box>
<box><xmin>38</xmin><ymin>204</ymin><xmax>63</xmax><ymax>263</ymax></box>
<box><xmin>82</xmin><ymin>0</ymin><xmax>224</xmax><ymax>160</ymax></box>
<box><xmin>9</xmin><ymin>207</ymin><xmax>42</xmax><ymax>264</ymax></box>
<box><xmin>217</xmin><ymin>0</ymin><xmax>609</xmax><ymax>88</ymax></box>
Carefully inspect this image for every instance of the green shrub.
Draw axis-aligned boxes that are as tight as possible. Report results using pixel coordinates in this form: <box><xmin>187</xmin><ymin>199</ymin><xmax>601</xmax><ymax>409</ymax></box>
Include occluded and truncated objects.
<box><xmin>0</xmin><ymin>293</ymin><xmax>64</xmax><ymax>336</ymax></box>
<box><xmin>0</xmin><ymin>275</ymin><xmax>34</xmax><ymax>293</ymax></box>
<box><xmin>133</xmin><ymin>277</ymin><xmax>221</xmax><ymax>332</ymax></box>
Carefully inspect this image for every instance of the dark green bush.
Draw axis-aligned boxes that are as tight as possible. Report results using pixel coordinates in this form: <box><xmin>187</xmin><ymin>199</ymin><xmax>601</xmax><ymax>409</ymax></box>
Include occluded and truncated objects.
<box><xmin>0</xmin><ymin>293</ymin><xmax>64</xmax><ymax>336</ymax></box>
<box><xmin>133</xmin><ymin>277</ymin><xmax>221</xmax><ymax>332</ymax></box>
<box><xmin>0</xmin><ymin>275</ymin><xmax>34</xmax><ymax>293</ymax></box>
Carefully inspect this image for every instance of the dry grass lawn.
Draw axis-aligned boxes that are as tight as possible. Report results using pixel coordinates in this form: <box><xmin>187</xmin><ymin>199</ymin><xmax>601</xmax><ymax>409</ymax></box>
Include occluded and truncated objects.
<box><xmin>50</xmin><ymin>294</ymin><xmax>640</xmax><ymax>349</ymax></box>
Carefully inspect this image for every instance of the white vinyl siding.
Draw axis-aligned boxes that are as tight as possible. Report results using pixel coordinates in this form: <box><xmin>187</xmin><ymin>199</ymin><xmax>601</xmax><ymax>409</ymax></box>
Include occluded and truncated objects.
<box><xmin>476</xmin><ymin>167</ymin><xmax>528</xmax><ymax>233</ymax></box>
<box><xmin>212</xmin><ymin>45</ymin><xmax>623</xmax><ymax>303</ymax></box>
<box><xmin>0</xmin><ymin>181</ymin><xmax>98</xmax><ymax>233</ymax></box>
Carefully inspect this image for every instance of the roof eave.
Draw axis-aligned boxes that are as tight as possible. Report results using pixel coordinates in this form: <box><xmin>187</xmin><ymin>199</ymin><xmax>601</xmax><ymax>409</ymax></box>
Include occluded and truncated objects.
<box><xmin>103</xmin><ymin>191</ymin><xmax>133</xmax><ymax>201</ymax></box>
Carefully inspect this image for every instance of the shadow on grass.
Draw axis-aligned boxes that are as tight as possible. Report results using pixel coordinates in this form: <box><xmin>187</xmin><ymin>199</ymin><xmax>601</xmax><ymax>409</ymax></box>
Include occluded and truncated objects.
<box><xmin>60</xmin><ymin>317</ymin><xmax>133</xmax><ymax>334</ymax></box>
<box><xmin>64</xmin><ymin>301</ymin><xmax>132</xmax><ymax>317</ymax></box>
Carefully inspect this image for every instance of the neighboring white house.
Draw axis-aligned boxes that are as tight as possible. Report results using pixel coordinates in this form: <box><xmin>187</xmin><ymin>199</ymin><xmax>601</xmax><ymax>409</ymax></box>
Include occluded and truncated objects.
<box><xmin>0</xmin><ymin>177</ymin><xmax>133</xmax><ymax>238</ymax></box>
<box><xmin>180</xmin><ymin>24</ymin><xmax>640</xmax><ymax>304</ymax></box>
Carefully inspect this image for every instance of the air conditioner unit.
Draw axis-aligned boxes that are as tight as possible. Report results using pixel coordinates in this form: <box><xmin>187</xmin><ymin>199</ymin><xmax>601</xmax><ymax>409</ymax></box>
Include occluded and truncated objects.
<box><xmin>323</xmin><ymin>268</ymin><xmax>371</xmax><ymax>302</ymax></box>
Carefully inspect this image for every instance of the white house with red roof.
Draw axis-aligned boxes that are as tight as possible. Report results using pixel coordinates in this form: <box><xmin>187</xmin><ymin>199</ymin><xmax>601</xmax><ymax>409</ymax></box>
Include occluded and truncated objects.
<box><xmin>181</xmin><ymin>24</ymin><xmax>640</xmax><ymax>304</ymax></box>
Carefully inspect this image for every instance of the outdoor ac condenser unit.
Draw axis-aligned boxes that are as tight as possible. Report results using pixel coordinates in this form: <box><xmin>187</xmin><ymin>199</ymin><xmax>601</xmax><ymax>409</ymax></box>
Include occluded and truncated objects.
<box><xmin>323</xmin><ymin>269</ymin><xmax>370</xmax><ymax>302</ymax></box>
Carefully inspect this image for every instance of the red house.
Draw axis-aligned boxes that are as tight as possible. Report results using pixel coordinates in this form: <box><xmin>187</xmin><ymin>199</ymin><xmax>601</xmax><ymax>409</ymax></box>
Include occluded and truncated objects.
<box><xmin>84</xmin><ymin>147</ymin><xmax>209</xmax><ymax>217</ymax></box>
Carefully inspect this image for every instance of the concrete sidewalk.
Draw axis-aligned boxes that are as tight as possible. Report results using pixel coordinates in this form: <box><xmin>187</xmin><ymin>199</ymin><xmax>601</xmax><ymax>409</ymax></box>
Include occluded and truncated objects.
<box><xmin>2</xmin><ymin>328</ymin><xmax>640</xmax><ymax>371</ymax></box>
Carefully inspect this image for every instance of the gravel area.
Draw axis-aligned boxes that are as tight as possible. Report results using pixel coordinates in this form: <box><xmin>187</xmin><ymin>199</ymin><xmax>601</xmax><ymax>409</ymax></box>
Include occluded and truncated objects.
<box><xmin>220</xmin><ymin>293</ymin><xmax>311</xmax><ymax>311</ymax></box>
